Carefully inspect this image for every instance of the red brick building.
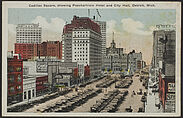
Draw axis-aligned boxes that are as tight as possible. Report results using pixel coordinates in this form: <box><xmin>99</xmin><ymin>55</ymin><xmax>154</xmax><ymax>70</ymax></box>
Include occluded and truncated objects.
<box><xmin>7</xmin><ymin>54</ymin><xmax>23</xmax><ymax>105</ymax></box>
<box><xmin>36</xmin><ymin>75</ymin><xmax>48</xmax><ymax>96</ymax></box>
<box><xmin>15</xmin><ymin>41</ymin><xmax>62</xmax><ymax>60</ymax></box>
<box><xmin>159</xmin><ymin>71</ymin><xmax>175</xmax><ymax>110</ymax></box>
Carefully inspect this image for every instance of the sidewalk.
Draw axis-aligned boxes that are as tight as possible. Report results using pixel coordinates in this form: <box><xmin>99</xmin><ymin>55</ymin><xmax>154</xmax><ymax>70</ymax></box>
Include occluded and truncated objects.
<box><xmin>7</xmin><ymin>92</ymin><xmax>57</xmax><ymax>109</ymax></box>
<box><xmin>145</xmin><ymin>87</ymin><xmax>163</xmax><ymax>113</ymax></box>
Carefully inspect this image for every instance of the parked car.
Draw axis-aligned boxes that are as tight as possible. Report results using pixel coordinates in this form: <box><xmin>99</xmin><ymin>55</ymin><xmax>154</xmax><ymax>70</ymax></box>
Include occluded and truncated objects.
<box><xmin>125</xmin><ymin>106</ymin><xmax>133</xmax><ymax>112</ymax></box>
<box><xmin>138</xmin><ymin>107</ymin><xmax>145</xmax><ymax>112</ymax></box>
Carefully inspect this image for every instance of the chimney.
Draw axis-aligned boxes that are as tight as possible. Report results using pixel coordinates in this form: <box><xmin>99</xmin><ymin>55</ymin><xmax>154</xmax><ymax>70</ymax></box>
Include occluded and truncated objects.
<box><xmin>93</xmin><ymin>16</ymin><xmax>95</xmax><ymax>20</ymax></box>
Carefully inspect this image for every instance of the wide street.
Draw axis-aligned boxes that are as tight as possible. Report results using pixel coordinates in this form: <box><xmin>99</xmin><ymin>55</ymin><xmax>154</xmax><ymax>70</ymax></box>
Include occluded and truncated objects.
<box><xmin>23</xmin><ymin>70</ymin><xmax>149</xmax><ymax>113</ymax></box>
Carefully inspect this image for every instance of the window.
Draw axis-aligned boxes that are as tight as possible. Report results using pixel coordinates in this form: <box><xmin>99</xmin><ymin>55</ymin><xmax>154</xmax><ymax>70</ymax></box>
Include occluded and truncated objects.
<box><xmin>32</xmin><ymin>89</ymin><xmax>34</xmax><ymax>97</ymax></box>
<box><xmin>9</xmin><ymin>75</ymin><xmax>14</xmax><ymax>83</ymax></box>
<box><xmin>17</xmin><ymin>85</ymin><xmax>21</xmax><ymax>91</ymax></box>
<box><xmin>16</xmin><ymin>67</ymin><xmax>22</xmax><ymax>72</ymax></box>
<box><xmin>17</xmin><ymin>75</ymin><xmax>21</xmax><ymax>82</ymax></box>
<box><xmin>10</xmin><ymin>87</ymin><xmax>14</xmax><ymax>93</ymax></box>
<box><xmin>24</xmin><ymin>91</ymin><xmax>26</xmax><ymax>99</ymax></box>
<box><xmin>8</xmin><ymin>66</ymin><xmax>14</xmax><ymax>72</ymax></box>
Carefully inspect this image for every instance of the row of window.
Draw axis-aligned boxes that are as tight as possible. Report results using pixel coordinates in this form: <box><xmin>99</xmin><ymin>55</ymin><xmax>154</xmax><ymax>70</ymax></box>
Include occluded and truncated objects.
<box><xmin>17</xmin><ymin>29</ymin><xmax>41</xmax><ymax>31</ymax></box>
<box><xmin>9</xmin><ymin>74</ymin><xmax>22</xmax><ymax>83</ymax></box>
<box><xmin>73</xmin><ymin>31</ymin><xmax>89</xmax><ymax>34</ymax></box>
<box><xmin>74</xmin><ymin>51</ymin><xmax>88</xmax><ymax>54</ymax></box>
<box><xmin>16</xmin><ymin>41</ymin><xmax>40</xmax><ymax>43</ymax></box>
<box><xmin>16</xmin><ymin>35</ymin><xmax>41</xmax><ymax>37</ymax></box>
<box><xmin>9</xmin><ymin>85</ymin><xmax>22</xmax><ymax>93</ymax></box>
<box><xmin>74</xmin><ymin>54</ymin><xmax>88</xmax><ymax>57</ymax></box>
<box><xmin>73</xmin><ymin>35</ymin><xmax>88</xmax><ymax>37</ymax></box>
<box><xmin>73</xmin><ymin>40</ymin><xmax>89</xmax><ymax>43</ymax></box>
<box><xmin>24</xmin><ymin>89</ymin><xmax>34</xmax><ymax>99</ymax></box>
<box><xmin>8</xmin><ymin>66</ymin><xmax>22</xmax><ymax>72</ymax></box>
<box><xmin>74</xmin><ymin>44</ymin><xmax>88</xmax><ymax>46</ymax></box>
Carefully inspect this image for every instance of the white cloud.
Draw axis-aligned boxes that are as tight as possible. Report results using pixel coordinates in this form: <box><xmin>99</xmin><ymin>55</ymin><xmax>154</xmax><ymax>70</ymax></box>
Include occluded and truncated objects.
<box><xmin>121</xmin><ymin>18</ymin><xmax>152</xmax><ymax>35</ymax></box>
<box><xmin>106</xmin><ymin>20</ymin><xmax>117</xmax><ymax>34</ymax></box>
<box><xmin>31</xmin><ymin>16</ymin><xmax>65</xmax><ymax>33</ymax></box>
<box><xmin>8</xmin><ymin>24</ymin><xmax>16</xmax><ymax>34</ymax></box>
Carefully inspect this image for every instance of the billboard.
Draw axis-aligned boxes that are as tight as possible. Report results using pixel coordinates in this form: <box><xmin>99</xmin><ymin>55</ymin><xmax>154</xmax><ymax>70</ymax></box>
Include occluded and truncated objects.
<box><xmin>36</xmin><ymin>61</ymin><xmax>48</xmax><ymax>73</ymax></box>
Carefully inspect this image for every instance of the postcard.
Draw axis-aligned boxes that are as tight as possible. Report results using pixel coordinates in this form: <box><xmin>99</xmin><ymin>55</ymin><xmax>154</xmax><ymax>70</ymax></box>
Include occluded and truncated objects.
<box><xmin>2</xmin><ymin>1</ymin><xmax>181</xmax><ymax>117</ymax></box>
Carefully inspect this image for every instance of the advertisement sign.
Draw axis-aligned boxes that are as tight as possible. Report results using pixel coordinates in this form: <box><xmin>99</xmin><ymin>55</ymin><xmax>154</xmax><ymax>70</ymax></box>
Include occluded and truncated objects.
<box><xmin>37</xmin><ymin>62</ymin><xmax>48</xmax><ymax>72</ymax></box>
<box><xmin>168</xmin><ymin>83</ymin><xmax>175</xmax><ymax>92</ymax></box>
<box><xmin>166</xmin><ymin>93</ymin><xmax>175</xmax><ymax>101</ymax></box>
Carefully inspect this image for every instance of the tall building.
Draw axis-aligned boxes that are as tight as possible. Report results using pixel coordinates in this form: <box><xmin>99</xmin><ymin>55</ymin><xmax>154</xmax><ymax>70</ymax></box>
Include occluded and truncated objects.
<box><xmin>62</xmin><ymin>16</ymin><xmax>102</xmax><ymax>78</ymax></box>
<box><xmin>16</xmin><ymin>24</ymin><xmax>42</xmax><ymax>44</ymax></box>
<box><xmin>157</xmin><ymin>30</ymin><xmax>176</xmax><ymax>112</ymax></box>
<box><xmin>96</xmin><ymin>21</ymin><xmax>106</xmax><ymax>56</ymax></box>
<box><xmin>152</xmin><ymin>30</ymin><xmax>175</xmax><ymax>68</ymax></box>
<box><xmin>15</xmin><ymin>41</ymin><xmax>62</xmax><ymax>60</ymax></box>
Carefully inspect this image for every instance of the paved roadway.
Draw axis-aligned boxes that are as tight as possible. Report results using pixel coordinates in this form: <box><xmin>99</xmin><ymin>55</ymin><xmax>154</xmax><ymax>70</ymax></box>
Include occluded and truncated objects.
<box><xmin>25</xmin><ymin>73</ymin><xmax>147</xmax><ymax>113</ymax></box>
<box><xmin>116</xmin><ymin>74</ymin><xmax>146</xmax><ymax>112</ymax></box>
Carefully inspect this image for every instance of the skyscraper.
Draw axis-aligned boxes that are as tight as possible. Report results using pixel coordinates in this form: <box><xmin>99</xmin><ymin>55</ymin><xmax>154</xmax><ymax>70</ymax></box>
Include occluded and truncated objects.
<box><xmin>96</xmin><ymin>21</ymin><xmax>106</xmax><ymax>56</ymax></box>
<box><xmin>16</xmin><ymin>24</ymin><xmax>42</xmax><ymax>44</ymax></box>
<box><xmin>62</xmin><ymin>16</ymin><xmax>102</xmax><ymax>78</ymax></box>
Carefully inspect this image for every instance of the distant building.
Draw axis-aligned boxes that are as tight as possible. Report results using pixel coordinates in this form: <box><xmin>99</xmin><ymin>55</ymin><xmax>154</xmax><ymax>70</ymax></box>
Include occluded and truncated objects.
<box><xmin>63</xmin><ymin>16</ymin><xmax>102</xmax><ymax>79</ymax></box>
<box><xmin>106</xmin><ymin>36</ymin><xmax>123</xmax><ymax>56</ymax></box>
<box><xmin>127</xmin><ymin>50</ymin><xmax>142</xmax><ymax>75</ymax></box>
<box><xmin>96</xmin><ymin>21</ymin><xmax>106</xmax><ymax>68</ymax></box>
<box><xmin>121</xmin><ymin>54</ymin><xmax>128</xmax><ymax>71</ymax></box>
<box><xmin>96</xmin><ymin>21</ymin><xmax>106</xmax><ymax>56</ymax></box>
<box><xmin>7</xmin><ymin>52</ymin><xmax>23</xmax><ymax>105</ymax></box>
<box><xmin>104</xmin><ymin>34</ymin><xmax>127</xmax><ymax>73</ymax></box>
<box><xmin>15</xmin><ymin>41</ymin><xmax>62</xmax><ymax>60</ymax></box>
<box><xmin>16</xmin><ymin>24</ymin><xmax>42</xmax><ymax>44</ymax></box>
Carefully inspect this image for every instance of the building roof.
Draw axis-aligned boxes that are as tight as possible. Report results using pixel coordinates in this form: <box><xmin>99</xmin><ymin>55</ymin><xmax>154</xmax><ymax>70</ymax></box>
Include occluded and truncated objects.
<box><xmin>63</xmin><ymin>15</ymin><xmax>101</xmax><ymax>34</ymax></box>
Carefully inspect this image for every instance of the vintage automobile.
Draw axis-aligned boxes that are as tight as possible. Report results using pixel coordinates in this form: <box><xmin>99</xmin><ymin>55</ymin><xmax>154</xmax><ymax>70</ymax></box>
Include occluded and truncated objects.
<box><xmin>125</xmin><ymin>106</ymin><xmax>133</xmax><ymax>112</ymax></box>
<box><xmin>138</xmin><ymin>107</ymin><xmax>145</xmax><ymax>112</ymax></box>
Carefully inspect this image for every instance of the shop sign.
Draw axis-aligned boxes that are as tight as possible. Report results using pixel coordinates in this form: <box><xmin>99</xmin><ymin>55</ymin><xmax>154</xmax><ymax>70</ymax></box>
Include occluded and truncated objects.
<box><xmin>168</xmin><ymin>83</ymin><xmax>175</xmax><ymax>92</ymax></box>
<box><xmin>166</xmin><ymin>93</ymin><xmax>175</xmax><ymax>101</ymax></box>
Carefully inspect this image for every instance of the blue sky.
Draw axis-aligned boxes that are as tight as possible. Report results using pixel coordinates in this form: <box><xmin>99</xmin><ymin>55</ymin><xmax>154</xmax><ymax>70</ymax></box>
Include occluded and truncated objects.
<box><xmin>8</xmin><ymin>8</ymin><xmax>176</xmax><ymax>64</ymax></box>
<box><xmin>8</xmin><ymin>8</ymin><xmax>176</xmax><ymax>31</ymax></box>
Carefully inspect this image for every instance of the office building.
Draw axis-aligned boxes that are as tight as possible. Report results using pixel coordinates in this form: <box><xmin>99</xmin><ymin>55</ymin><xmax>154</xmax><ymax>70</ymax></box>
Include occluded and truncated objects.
<box><xmin>16</xmin><ymin>24</ymin><xmax>42</xmax><ymax>44</ymax></box>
